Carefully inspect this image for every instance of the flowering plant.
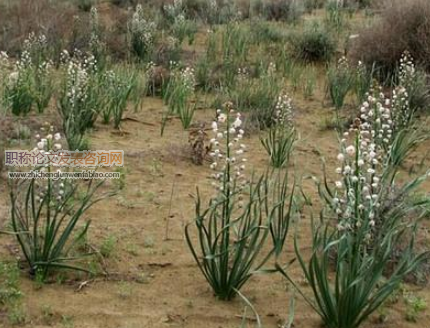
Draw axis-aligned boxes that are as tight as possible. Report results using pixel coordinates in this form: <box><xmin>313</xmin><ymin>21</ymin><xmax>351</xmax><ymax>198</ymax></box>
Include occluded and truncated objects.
<box><xmin>278</xmin><ymin>85</ymin><xmax>430</xmax><ymax>328</ymax></box>
<box><xmin>186</xmin><ymin>103</ymin><xmax>295</xmax><ymax>300</ymax></box>
<box><xmin>58</xmin><ymin>53</ymin><xmax>102</xmax><ymax>150</ymax></box>
<box><xmin>128</xmin><ymin>4</ymin><xmax>157</xmax><ymax>62</ymax></box>
<box><xmin>9</xmin><ymin>126</ymin><xmax>112</xmax><ymax>281</ymax></box>
<box><xmin>1</xmin><ymin>34</ymin><xmax>53</xmax><ymax>116</ymax></box>
<box><xmin>161</xmin><ymin>63</ymin><xmax>196</xmax><ymax>133</ymax></box>
<box><xmin>261</xmin><ymin>92</ymin><xmax>296</xmax><ymax>168</ymax></box>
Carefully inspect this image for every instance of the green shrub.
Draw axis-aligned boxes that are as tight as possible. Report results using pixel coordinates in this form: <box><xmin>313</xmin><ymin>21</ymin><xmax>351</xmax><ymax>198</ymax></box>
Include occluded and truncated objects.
<box><xmin>263</xmin><ymin>0</ymin><xmax>304</xmax><ymax>23</ymax></box>
<box><xmin>75</xmin><ymin>0</ymin><xmax>95</xmax><ymax>12</ymax></box>
<box><xmin>290</xmin><ymin>22</ymin><xmax>337</xmax><ymax>62</ymax></box>
<box><xmin>228</xmin><ymin>63</ymin><xmax>284</xmax><ymax>128</ymax></box>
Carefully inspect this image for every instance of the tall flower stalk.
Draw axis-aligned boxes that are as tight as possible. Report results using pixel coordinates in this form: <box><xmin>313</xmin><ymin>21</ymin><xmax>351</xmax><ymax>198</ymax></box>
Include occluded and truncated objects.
<box><xmin>186</xmin><ymin>103</ymin><xmax>295</xmax><ymax>300</ymax></box>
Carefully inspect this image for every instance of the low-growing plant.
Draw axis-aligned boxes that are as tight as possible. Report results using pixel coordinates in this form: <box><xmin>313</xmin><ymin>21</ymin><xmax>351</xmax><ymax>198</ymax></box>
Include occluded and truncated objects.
<box><xmin>325</xmin><ymin>0</ymin><xmax>345</xmax><ymax>33</ymax></box>
<box><xmin>404</xmin><ymin>293</ymin><xmax>427</xmax><ymax>322</ymax></box>
<box><xmin>222</xmin><ymin>22</ymin><xmax>251</xmax><ymax>67</ymax></box>
<box><xmin>263</xmin><ymin>0</ymin><xmax>304</xmax><ymax>24</ymax></box>
<box><xmin>229</xmin><ymin>64</ymin><xmax>284</xmax><ymax>128</ymax></box>
<box><xmin>289</xmin><ymin>63</ymin><xmax>302</xmax><ymax>91</ymax></box>
<box><xmin>9</xmin><ymin>130</ymin><xmax>112</xmax><ymax>281</ymax></box>
<box><xmin>261</xmin><ymin>93</ymin><xmax>296</xmax><ymax>168</ymax></box>
<box><xmin>250</xmin><ymin>20</ymin><xmax>286</xmax><ymax>44</ymax></box>
<box><xmin>75</xmin><ymin>0</ymin><xmax>95</xmax><ymax>12</ymax></box>
<box><xmin>290</xmin><ymin>22</ymin><xmax>337</xmax><ymax>62</ymax></box>
<box><xmin>303</xmin><ymin>66</ymin><xmax>317</xmax><ymax>99</ymax></box>
<box><xmin>195</xmin><ymin>54</ymin><xmax>213</xmax><ymax>91</ymax></box>
<box><xmin>100</xmin><ymin>234</ymin><xmax>117</xmax><ymax>258</ymax></box>
<box><xmin>0</xmin><ymin>262</ymin><xmax>22</xmax><ymax>306</ymax></box>
<box><xmin>186</xmin><ymin>105</ymin><xmax>295</xmax><ymax>300</ymax></box>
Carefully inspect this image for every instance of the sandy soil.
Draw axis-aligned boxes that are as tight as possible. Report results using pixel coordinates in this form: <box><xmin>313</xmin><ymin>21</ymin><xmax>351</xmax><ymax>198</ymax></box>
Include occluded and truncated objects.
<box><xmin>0</xmin><ymin>82</ymin><xmax>429</xmax><ymax>328</ymax></box>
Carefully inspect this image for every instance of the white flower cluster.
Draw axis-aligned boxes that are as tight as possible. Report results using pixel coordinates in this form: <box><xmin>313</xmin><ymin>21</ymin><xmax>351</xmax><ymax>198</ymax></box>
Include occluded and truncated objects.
<box><xmin>131</xmin><ymin>4</ymin><xmax>156</xmax><ymax>49</ymax></box>
<box><xmin>331</xmin><ymin>84</ymin><xmax>406</xmax><ymax>236</ymax></box>
<box><xmin>267</xmin><ymin>62</ymin><xmax>277</xmax><ymax>76</ymax></box>
<box><xmin>399</xmin><ymin>51</ymin><xmax>415</xmax><ymax>88</ymax></box>
<box><xmin>274</xmin><ymin>92</ymin><xmax>293</xmax><ymax>127</ymax></box>
<box><xmin>65</xmin><ymin>60</ymin><xmax>90</xmax><ymax>109</ymax></box>
<box><xmin>170</xmin><ymin>64</ymin><xmax>195</xmax><ymax>94</ymax></box>
<box><xmin>180</xmin><ymin>66</ymin><xmax>195</xmax><ymax>91</ymax></box>
<box><xmin>89</xmin><ymin>7</ymin><xmax>102</xmax><ymax>49</ymax></box>
<box><xmin>333</xmin><ymin>131</ymin><xmax>382</xmax><ymax>237</ymax></box>
<box><xmin>337</xmin><ymin>56</ymin><xmax>350</xmax><ymax>74</ymax></box>
<box><xmin>23</xmin><ymin>32</ymin><xmax>47</xmax><ymax>54</ymax></box>
<box><xmin>32</xmin><ymin>126</ymin><xmax>65</xmax><ymax>204</ymax></box>
<box><xmin>209</xmin><ymin>104</ymin><xmax>247</xmax><ymax>194</ymax></box>
<box><xmin>237</xmin><ymin>67</ymin><xmax>249</xmax><ymax>83</ymax></box>
<box><xmin>358</xmin><ymin>89</ymin><xmax>394</xmax><ymax>154</ymax></box>
<box><xmin>391</xmin><ymin>86</ymin><xmax>410</xmax><ymax>130</ymax></box>
<box><xmin>33</xmin><ymin>126</ymin><xmax>63</xmax><ymax>154</ymax></box>
<box><xmin>164</xmin><ymin>0</ymin><xmax>184</xmax><ymax>19</ymax></box>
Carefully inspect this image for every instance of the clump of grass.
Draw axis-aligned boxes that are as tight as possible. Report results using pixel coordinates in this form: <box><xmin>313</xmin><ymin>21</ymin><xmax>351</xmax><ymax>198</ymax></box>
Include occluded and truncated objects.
<box><xmin>100</xmin><ymin>234</ymin><xmax>117</xmax><ymax>258</ymax></box>
<box><xmin>162</xmin><ymin>64</ymin><xmax>196</xmax><ymax>133</ymax></box>
<box><xmin>186</xmin><ymin>105</ymin><xmax>295</xmax><ymax>300</ymax></box>
<box><xmin>229</xmin><ymin>63</ymin><xmax>284</xmax><ymax>128</ymax></box>
<box><xmin>101</xmin><ymin>68</ymin><xmax>137</xmax><ymax>129</ymax></box>
<box><xmin>0</xmin><ymin>262</ymin><xmax>22</xmax><ymax>307</ymax></box>
<box><xmin>250</xmin><ymin>19</ymin><xmax>286</xmax><ymax>44</ymax></box>
<box><xmin>302</xmin><ymin>66</ymin><xmax>317</xmax><ymax>99</ymax></box>
<box><xmin>222</xmin><ymin>22</ymin><xmax>251</xmax><ymax>69</ymax></box>
<box><xmin>404</xmin><ymin>293</ymin><xmax>427</xmax><ymax>322</ymax></box>
<box><xmin>326</xmin><ymin>56</ymin><xmax>354</xmax><ymax>124</ymax></box>
<box><xmin>325</xmin><ymin>0</ymin><xmax>345</xmax><ymax>33</ymax></box>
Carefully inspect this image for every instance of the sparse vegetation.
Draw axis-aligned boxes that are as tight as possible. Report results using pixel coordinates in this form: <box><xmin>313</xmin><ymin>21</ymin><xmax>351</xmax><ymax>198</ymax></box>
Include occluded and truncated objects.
<box><xmin>0</xmin><ymin>1</ymin><xmax>429</xmax><ymax>327</ymax></box>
